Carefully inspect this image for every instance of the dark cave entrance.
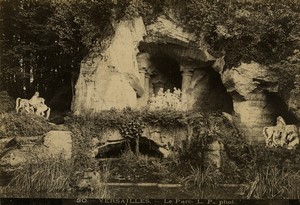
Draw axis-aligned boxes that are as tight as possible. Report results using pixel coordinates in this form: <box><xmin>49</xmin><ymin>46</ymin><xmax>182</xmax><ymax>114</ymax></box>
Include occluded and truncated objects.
<box><xmin>265</xmin><ymin>92</ymin><xmax>299</xmax><ymax>125</ymax></box>
<box><xmin>149</xmin><ymin>55</ymin><xmax>182</xmax><ymax>95</ymax></box>
<box><xmin>192</xmin><ymin>67</ymin><xmax>234</xmax><ymax>114</ymax></box>
<box><xmin>96</xmin><ymin>137</ymin><xmax>164</xmax><ymax>158</ymax></box>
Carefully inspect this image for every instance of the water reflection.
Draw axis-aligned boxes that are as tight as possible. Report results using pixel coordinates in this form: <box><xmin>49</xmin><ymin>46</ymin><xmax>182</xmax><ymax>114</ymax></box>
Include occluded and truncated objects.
<box><xmin>0</xmin><ymin>185</ymin><xmax>241</xmax><ymax>199</ymax></box>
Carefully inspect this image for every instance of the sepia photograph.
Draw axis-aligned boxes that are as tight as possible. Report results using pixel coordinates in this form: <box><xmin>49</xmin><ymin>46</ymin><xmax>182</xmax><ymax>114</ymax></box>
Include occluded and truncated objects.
<box><xmin>0</xmin><ymin>0</ymin><xmax>300</xmax><ymax>204</ymax></box>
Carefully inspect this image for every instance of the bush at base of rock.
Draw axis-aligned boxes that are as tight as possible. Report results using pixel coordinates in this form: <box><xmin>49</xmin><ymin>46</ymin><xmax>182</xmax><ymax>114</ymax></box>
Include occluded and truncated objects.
<box><xmin>0</xmin><ymin>112</ymin><xmax>53</xmax><ymax>138</ymax></box>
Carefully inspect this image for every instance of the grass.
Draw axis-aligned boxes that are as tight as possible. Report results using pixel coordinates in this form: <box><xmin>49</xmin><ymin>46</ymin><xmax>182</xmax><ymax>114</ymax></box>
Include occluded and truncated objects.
<box><xmin>6</xmin><ymin>155</ymin><xmax>72</xmax><ymax>193</ymax></box>
<box><xmin>79</xmin><ymin>161</ymin><xmax>111</xmax><ymax>198</ymax></box>
<box><xmin>245</xmin><ymin>166</ymin><xmax>300</xmax><ymax>199</ymax></box>
<box><xmin>182</xmin><ymin>164</ymin><xmax>220</xmax><ymax>189</ymax></box>
<box><xmin>5</xmin><ymin>154</ymin><xmax>111</xmax><ymax>198</ymax></box>
<box><xmin>181</xmin><ymin>163</ymin><xmax>222</xmax><ymax>198</ymax></box>
<box><xmin>96</xmin><ymin>160</ymin><xmax>111</xmax><ymax>198</ymax></box>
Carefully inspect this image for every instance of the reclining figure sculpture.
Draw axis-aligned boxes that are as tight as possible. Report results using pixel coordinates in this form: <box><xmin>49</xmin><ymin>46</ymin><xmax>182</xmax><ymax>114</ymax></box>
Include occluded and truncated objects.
<box><xmin>263</xmin><ymin>116</ymin><xmax>299</xmax><ymax>149</ymax></box>
<box><xmin>15</xmin><ymin>91</ymin><xmax>51</xmax><ymax>119</ymax></box>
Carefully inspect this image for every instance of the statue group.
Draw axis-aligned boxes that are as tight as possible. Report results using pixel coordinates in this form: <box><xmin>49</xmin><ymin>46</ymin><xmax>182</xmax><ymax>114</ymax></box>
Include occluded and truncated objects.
<box><xmin>149</xmin><ymin>87</ymin><xmax>187</xmax><ymax>111</ymax></box>
<box><xmin>263</xmin><ymin>116</ymin><xmax>299</xmax><ymax>149</ymax></box>
<box><xmin>15</xmin><ymin>92</ymin><xmax>51</xmax><ymax>119</ymax></box>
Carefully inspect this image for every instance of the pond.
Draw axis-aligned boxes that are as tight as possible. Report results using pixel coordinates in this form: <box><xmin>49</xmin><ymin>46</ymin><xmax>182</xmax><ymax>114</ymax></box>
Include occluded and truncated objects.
<box><xmin>0</xmin><ymin>185</ymin><xmax>242</xmax><ymax>199</ymax></box>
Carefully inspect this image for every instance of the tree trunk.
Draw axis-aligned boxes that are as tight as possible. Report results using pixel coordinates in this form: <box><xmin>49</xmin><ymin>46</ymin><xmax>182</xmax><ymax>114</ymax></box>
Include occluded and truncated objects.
<box><xmin>135</xmin><ymin>136</ymin><xmax>140</xmax><ymax>156</ymax></box>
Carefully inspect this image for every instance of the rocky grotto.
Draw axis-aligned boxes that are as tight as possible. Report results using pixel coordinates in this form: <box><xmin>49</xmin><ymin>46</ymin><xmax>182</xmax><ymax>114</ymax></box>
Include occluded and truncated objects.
<box><xmin>72</xmin><ymin>15</ymin><xmax>300</xmax><ymax>144</ymax></box>
<box><xmin>1</xmin><ymin>2</ymin><xmax>300</xmax><ymax>198</ymax></box>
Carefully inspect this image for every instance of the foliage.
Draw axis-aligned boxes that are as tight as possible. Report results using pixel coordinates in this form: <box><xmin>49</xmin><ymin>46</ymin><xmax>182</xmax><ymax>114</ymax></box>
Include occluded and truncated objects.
<box><xmin>270</xmin><ymin>50</ymin><xmax>300</xmax><ymax>96</ymax></box>
<box><xmin>67</xmin><ymin>120</ymin><xmax>98</xmax><ymax>171</ymax></box>
<box><xmin>0</xmin><ymin>91</ymin><xmax>15</xmax><ymax>113</ymax></box>
<box><xmin>121</xmin><ymin>149</ymin><xmax>169</xmax><ymax>173</ymax></box>
<box><xmin>179</xmin><ymin>112</ymin><xmax>242</xmax><ymax>167</ymax></box>
<box><xmin>173</xmin><ymin>0</ymin><xmax>300</xmax><ymax>69</ymax></box>
<box><xmin>107</xmin><ymin>149</ymin><xmax>172</xmax><ymax>183</ymax></box>
<box><xmin>66</xmin><ymin>108</ymin><xmax>187</xmax><ymax>136</ymax></box>
<box><xmin>66</xmin><ymin>108</ymin><xmax>187</xmax><ymax>168</ymax></box>
<box><xmin>56</xmin><ymin>120</ymin><xmax>110</xmax><ymax>197</ymax></box>
<box><xmin>6</xmin><ymin>155</ymin><xmax>72</xmax><ymax>192</ymax></box>
<box><xmin>0</xmin><ymin>0</ymin><xmax>60</xmax><ymax>98</ymax></box>
<box><xmin>0</xmin><ymin>112</ymin><xmax>53</xmax><ymax>138</ymax></box>
<box><xmin>120</xmin><ymin>120</ymin><xmax>144</xmax><ymax>155</ymax></box>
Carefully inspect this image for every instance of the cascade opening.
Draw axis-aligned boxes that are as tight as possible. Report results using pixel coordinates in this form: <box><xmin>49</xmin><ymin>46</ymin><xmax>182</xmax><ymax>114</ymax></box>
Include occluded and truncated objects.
<box><xmin>95</xmin><ymin>137</ymin><xmax>164</xmax><ymax>158</ymax></box>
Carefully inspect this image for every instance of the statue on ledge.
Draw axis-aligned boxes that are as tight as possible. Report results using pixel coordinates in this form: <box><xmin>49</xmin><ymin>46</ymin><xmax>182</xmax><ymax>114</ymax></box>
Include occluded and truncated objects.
<box><xmin>263</xmin><ymin>116</ymin><xmax>299</xmax><ymax>149</ymax></box>
<box><xmin>15</xmin><ymin>91</ymin><xmax>51</xmax><ymax>119</ymax></box>
<box><xmin>148</xmin><ymin>87</ymin><xmax>187</xmax><ymax>111</ymax></box>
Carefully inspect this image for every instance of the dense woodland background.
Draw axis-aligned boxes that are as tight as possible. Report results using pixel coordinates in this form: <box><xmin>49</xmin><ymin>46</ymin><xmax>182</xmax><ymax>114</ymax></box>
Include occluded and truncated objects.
<box><xmin>0</xmin><ymin>0</ymin><xmax>300</xmax><ymax>111</ymax></box>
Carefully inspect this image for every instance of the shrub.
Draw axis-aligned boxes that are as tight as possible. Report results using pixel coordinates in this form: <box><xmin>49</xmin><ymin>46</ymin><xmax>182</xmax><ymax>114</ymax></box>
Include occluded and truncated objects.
<box><xmin>67</xmin><ymin>122</ymin><xmax>98</xmax><ymax>171</ymax></box>
<box><xmin>0</xmin><ymin>112</ymin><xmax>53</xmax><ymax>138</ymax></box>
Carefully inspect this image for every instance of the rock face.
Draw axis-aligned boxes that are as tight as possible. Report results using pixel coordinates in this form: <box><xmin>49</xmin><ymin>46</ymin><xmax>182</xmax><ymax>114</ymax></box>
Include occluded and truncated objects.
<box><xmin>222</xmin><ymin>62</ymin><xmax>280</xmax><ymax>143</ymax></box>
<box><xmin>72</xmin><ymin>14</ymin><xmax>300</xmax><ymax>145</ymax></box>
<box><xmin>0</xmin><ymin>131</ymin><xmax>72</xmax><ymax>174</ymax></box>
<box><xmin>142</xmin><ymin>126</ymin><xmax>187</xmax><ymax>157</ymax></box>
<box><xmin>188</xmin><ymin>69</ymin><xmax>233</xmax><ymax>112</ymax></box>
<box><xmin>285</xmin><ymin>74</ymin><xmax>300</xmax><ymax>120</ymax></box>
<box><xmin>72</xmin><ymin>17</ymin><xmax>146</xmax><ymax>114</ymax></box>
<box><xmin>72</xmin><ymin>15</ymin><xmax>215</xmax><ymax>115</ymax></box>
<box><xmin>43</xmin><ymin>130</ymin><xmax>72</xmax><ymax>160</ymax></box>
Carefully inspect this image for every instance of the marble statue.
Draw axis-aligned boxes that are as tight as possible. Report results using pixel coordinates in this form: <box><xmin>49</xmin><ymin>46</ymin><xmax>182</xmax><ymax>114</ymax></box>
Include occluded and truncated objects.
<box><xmin>15</xmin><ymin>91</ymin><xmax>51</xmax><ymax>119</ymax></box>
<box><xmin>263</xmin><ymin>116</ymin><xmax>299</xmax><ymax>149</ymax></box>
<box><xmin>148</xmin><ymin>87</ymin><xmax>187</xmax><ymax>111</ymax></box>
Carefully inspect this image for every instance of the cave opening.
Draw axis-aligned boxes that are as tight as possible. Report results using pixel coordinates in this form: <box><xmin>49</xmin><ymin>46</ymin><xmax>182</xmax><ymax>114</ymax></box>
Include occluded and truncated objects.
<box><xmin>265</xmin><ymin>92</ymin><xmax>299</xmax><ymax>125</ymax></box>
<box><xmin>137</xmin><ymin>41</ymin><xmax>233</xmax><ymax>113</ymax></box>
<box><xmin>149</xmin><ymin>54</ymin><xmax>182</xmax><ymax>95</ymax></box>
<box><xmin>190</xmin><ymin>67</ymin><xmax>234</xmax><ymax>114</ymax></box>
<box><xmin>96</xmin><ymin>137</ymin><xmax>163</xmax><ymax>158</ymax></box>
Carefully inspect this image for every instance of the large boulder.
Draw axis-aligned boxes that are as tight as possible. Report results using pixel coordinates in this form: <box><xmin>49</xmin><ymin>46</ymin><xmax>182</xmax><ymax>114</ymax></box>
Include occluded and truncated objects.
<box><xmin>142</xmin><ymin>125</ymin><xmax>187</xmax><ymax>158</ymax></box>
<box><xmin>72</xmin><ymin>17</ymin><xmax>146</xmax><ymax>114</ymax></box>
<box><xmin>0</xmin><ymin>131</ymin><xmax>72</xmax><ymax>170</ymax></box>
<box><xmin>221</xmin><ymin>62</ymin><xmax>280</xmax><ymax>143</ymax></box>
<box><xmin>43</xmin><ymin>130</ymin><xmax>72</xmax><ymax>160</ymax></box>
<box><xmin>220</xmin><ymin>62</ymin><xmax>300</xmax><ymax>143</ymax></box>
<box><xmin>222</xmin><ymin>62</ymin><xmax>279</xmax><ymax>98</ymax></box>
